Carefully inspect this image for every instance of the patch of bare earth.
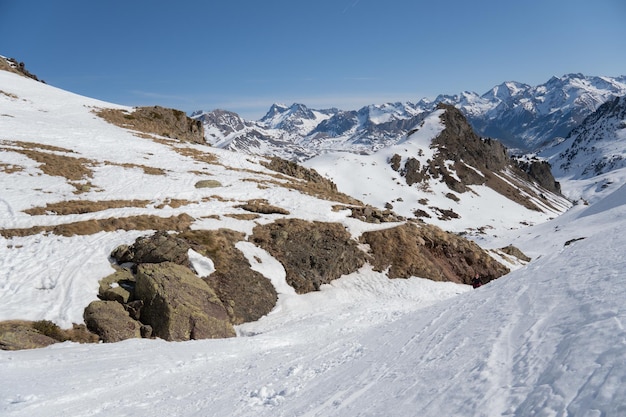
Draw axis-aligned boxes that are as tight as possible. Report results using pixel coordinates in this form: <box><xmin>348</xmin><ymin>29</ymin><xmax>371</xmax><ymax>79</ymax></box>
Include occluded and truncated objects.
<box><xmin>23</xmin><ymin>199</ymin><xmax>151</xmax><ymax>215</ymax></box>
<box><xmin>0</xmin><ymin>213</ymin><xmax>194</xmax><ymax>238</ymax></box>
<box><xmin>1</xmin><ymin>140</ymin><xmax>94</xmax><ymax>181</ymax></box>
<box><xmin>236</xmin><ymin>199</ymin><xmax>290</xmax><ymax>215</ymax></box>
<box><xmin>0</xmin><ymin>163</ymin><xmax>23</xmax><ymax>174</ymax></box>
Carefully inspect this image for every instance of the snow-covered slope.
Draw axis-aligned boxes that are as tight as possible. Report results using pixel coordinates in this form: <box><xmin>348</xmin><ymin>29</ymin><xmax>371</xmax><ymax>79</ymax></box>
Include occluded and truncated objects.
<box><xmin>2</xmin><ymin>165</ymin><xmax>626</xmax><ymax>417</ymax></box>
<box><xmin>2</xmin><ymin>63</ymin><xmax>626</xmax><ymax>417</ymax></box>
<box><xmin>194</xmin><ymin>74</ymin><xmax>626</xmax><ymax>160</ymax></box>
<box><xmin>305</xmin><ymin>106</ymin><xmax>570</xmax><ymax>235</ymax></box>
<box><xmin>541</xmin><ymin>95</ymin><xmax>626</xmax><ymax>180</ymax></box>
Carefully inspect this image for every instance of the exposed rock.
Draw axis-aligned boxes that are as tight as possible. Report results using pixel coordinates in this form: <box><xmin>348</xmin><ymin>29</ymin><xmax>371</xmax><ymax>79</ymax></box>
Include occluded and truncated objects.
<box><xmin>83</xmin><ymin>300</ymin><xmax>142</xmax><ymax>343</ymax></box>
<box><xmin>111</xmin><ymin>231</ymin><xmax>191</xmax><ymax>266</ymax></box>
<box><xmin>514</xmin><ymin>158</ymin><xmax>562</xmax><ymax>194</ymax></box>
<box><xmin>179</xmin><ymin>229</ymin><xmax>277</xmax><ymax>325</ymax></box>
<box><xmin>338</xmin><ymin>205</ymin><xmax>404</xmax><ymax>223</ymax></box>
<box><xmin>499</xmin><ymin>245</ymin><xmax>531</xmax><ymax>262</ymax></box>
<box><xmin>251</xmin><ymin>219</ymin><xmax>366</xmax><ymax>293</ymax></box>
<box><xmin>98</xmin><ymin>268</ymin><xmax>135</xmax><ymax>304</ymax></box>
<box><xmin>261</xmin><ymin>156</ymin><xmax>337</xmax><ymax>193</ymax></box>
<box><xmin>134</xmin><ymin>262</ymin><xmax>236</xmax><ymax>341</ymax></box>
<box><xmin>361</xmin><ymin>222</ymin><xmax>509</xmax><ymax>285</ymax></box>
<box><xmin>97</xmin><ymin>106</ymin><xmax>204</xmax><ymax>144</ymax></box>
<box><xmin>0</xmin><ymin>321</ymin><xmax>58</xmax><ymax>350</ymax></box>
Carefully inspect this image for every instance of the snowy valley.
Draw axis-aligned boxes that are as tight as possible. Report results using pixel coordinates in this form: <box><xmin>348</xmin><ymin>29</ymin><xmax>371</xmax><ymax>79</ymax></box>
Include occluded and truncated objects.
<box><xmin>1</xmin><ymin>58</ymin><xmax>626</xmax><ymax>417</ymax></box>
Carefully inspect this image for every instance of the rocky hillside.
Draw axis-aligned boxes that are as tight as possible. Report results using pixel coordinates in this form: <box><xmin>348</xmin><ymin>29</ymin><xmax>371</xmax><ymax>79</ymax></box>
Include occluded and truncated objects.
<box><xmin>305</xmin><ymin>104</ymin><xmax>570</xmax><ymax>235</ymax></box>
<box><xmin>0</xmin><ymin>62</ymin><xmax>524</xmax><ymax>349</ymax></box>
<box><xmin>193</xmin><ymin>74</ymin><xmax>626</xmax><ymax>159</ymax></box>
<box><xmin>540</xmin><ymin>95</ymin><xmax>626</xmax><ymax>180</ymax></box>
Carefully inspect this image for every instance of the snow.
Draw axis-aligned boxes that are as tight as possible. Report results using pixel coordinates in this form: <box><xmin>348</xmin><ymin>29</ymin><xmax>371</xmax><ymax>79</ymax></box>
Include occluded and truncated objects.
<box><xmin>2</xmin><ymin>67</ymin><xmax>626</xmax><ymax>416</ymax></box>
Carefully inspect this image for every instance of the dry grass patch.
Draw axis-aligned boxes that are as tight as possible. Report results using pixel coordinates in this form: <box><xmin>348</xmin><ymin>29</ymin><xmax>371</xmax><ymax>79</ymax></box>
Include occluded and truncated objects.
<box><xmin>224</xmin><ymin>213</ymin><xmax>260</xmax><ymax>221</ymax></box>
<box><xmin>154</xmin><ymin>199</ymin><xmax>193</xmax><ymax>209</ymax></box>
<box><xmin>173</xmin><ymin>145</ymin><xmax>219</xmax><ymax>165</ymax></box>
<box><xmin>0</xmin><ymin>90</ymin><xmax>19</xmax><ymax>99</ymax></box>
<box><xmin>105</xmin><ymin>161</ymin><xmax>166</xmax><ymax>176</ymax></box>
<box><xmin>0</xmin><ymin>162</ymin><xmax>24</xmax><ymax>174</ymax></box>
<box><xmin>3</xmin><ymin>145</ymin><xmax>94</xmax><ymax>181</ymax></box>
<box><xmin>0</xmin><ymin>213</ymin><xmax>194</xmax><ymax>238</ymax></box>
<box><xmin>236</xmin><ymin>199</ymin><xmax>290</xmax><ymax>215</ymax></box>
<box><xmin>23</xmin><ymin>199</ymin><xmax>151</xmax><ymax>215</ymax></box>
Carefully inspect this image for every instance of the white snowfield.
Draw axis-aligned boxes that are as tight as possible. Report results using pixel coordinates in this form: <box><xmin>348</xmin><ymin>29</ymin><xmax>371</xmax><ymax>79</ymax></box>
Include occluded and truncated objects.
<box><xmin>1</xmin><ymin>69</ymin><xmax>626</xmax><ymax>416</ymax></box>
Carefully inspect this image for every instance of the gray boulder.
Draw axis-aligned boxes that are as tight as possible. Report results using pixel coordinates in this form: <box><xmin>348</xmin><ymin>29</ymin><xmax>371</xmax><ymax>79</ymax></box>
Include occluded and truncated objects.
<box><xmin>135</xmin><ymin>262</ymin><xmax>235</xmax><ymax>341</ymax></box>
<box><xmin>84</xmin><ymin>300</ymin><xmax>142</xmax><ymax>342</ymax></box>
<box><xmin>111</xmin><ymin>231</ymin><xmax>191</xmax><ymax>266</ymax></box>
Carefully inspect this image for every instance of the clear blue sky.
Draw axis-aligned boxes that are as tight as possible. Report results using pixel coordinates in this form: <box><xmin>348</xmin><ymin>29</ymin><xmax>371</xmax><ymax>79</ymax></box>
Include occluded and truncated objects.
<box><xmin>2</xmin><ymin>0</ymin><xmax>625</xmax><ymax>119</ymax></box>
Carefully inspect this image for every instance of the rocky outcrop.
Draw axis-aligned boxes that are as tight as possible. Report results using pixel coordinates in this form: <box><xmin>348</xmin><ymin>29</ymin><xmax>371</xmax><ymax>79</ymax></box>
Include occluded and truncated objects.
<box><xmin>361</xmin><ymin>222</ymin><xmax>509</xmax><ymax>284</ymax></box>
<box><xmin>514</xmin><ymin>158</ymin><xmax>562</xmax><ymax>194</ymax></box>
<box><xmin>84</xmin><ymin>300</ymin><xmax>143</xmax><ymax>343</ymax></box>
<box><xmin>111</xmin><ymin>231</ymin><xmax>191</xmax><ymax>266</ymax></box>
<box><xmin>251</xmin><ymin>219</ymin><xmax>366</xmax><ymax>293</ymax></box>
<box><xmin>0</xmin><ymin>321</ymin><xmax>58</xmax><ymax>350</ymax></box>
<box><xmin>135</xmin><ymin>262</ymin><xmax>235</xmax><ymax>341</ymax></box>
<box><xmin>96</xmin><ymin>106</ymin><xmax>204</xmax><ymax>144</ymax></box>
<box><xmin>180</xmin><ymin>229</ymin><xmax>277</xmax><ymax>325</ymax></box>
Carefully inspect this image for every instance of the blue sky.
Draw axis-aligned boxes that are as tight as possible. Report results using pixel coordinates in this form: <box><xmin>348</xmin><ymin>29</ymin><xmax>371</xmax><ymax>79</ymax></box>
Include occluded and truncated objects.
<box><xmin>2</xmin><ymin>0</ymin><xmax>625</xmax><ymax>119</ymax></box>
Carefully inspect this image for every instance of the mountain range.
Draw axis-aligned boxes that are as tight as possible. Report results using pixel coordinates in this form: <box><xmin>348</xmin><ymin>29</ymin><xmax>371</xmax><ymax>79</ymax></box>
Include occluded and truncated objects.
<box><xmin>193</xmin><ymin>73</ymin><xmax>626</xmax><ymax>160</ymax></box>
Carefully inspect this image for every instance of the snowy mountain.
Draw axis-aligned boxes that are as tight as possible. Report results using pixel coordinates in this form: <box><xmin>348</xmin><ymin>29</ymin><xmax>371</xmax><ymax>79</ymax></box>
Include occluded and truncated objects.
<box><xmin>305</xmin><ymin>104</ymin><xmax>569</xmax><ymax>234</ymax></box>
<box><xmin>540</xmin><ymin>95</ymin><xmax>626</xmax><ymax>180</ymax></box>
<box><xmin>194</xmin><ymin>74</ymin><xmax>626</xmax><ymax>159</ymax></box>
<box><xmin>2</xmin><ymin>59</ymin><xmax>626</xmax><ymax>416</ymax></box>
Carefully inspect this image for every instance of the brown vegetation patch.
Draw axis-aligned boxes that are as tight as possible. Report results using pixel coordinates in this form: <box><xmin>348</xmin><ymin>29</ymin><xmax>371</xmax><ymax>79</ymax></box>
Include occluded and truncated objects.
<box><xmin>251</xmin><ymin>219</ymin><xmax>366</xmax><ymax>293</ymax></box>
<box><xmin>95</xmin><ymin>106</ymin><xmax>204</xmax><ymax>144</ymax></box>
<box><xmin>361</xmin><ymin>222</ymin><xmax>509</xmax><ymax>285</ymax></box>
<box><xmin>23</xmin><ymin>199</ymin><xmax>151</xmax><ymax>215</ymax></box>
<box><xmin>179</xmin><ymin>229</ymin><xmax>277</xmax><ymax>324</ymax></box>
<box><xmin>224</xmin><ymin>213</ymin><xmax>261</xmax><ymax>221</ymax></box>
<box><xmin>173</xmin><ymin>145</ymin><xmax>219</xmax><ymax>165</ymax></box>
<box><xmin>236</xmin><ymin>199</ymin><xmax>290</xmax><ymax>215</ymax></box>
<box><xmin>0</xmin><ymin>163</ymin><xmax>23</xmax><ymax>174</ymax></box>
<box><xmin>104</xmin><ymin>161</ymin><xmax>166</xmax><ymax>176</ymax></box>
<box><xmin>154</xmin><ymin>199</ymin><xmax>193</xmax><ymax>209</ymax></box>
<box><xmin>9</xmin><ymin>147</ymin><xmax>93</xmax><ymax>180</ymax></box>
<box><xmin>0</xmin><ymin>213</ymin><xmax>194</xmax><ymax>238</ymax></box>
<box><xmin>1</xmin><ymin>90</ymin><xmax>19</xmax><ymax>99</ymax></box>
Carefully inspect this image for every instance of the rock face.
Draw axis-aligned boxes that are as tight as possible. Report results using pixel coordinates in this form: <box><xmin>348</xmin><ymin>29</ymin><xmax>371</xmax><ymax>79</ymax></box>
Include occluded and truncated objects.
<box><xmin>0</xmin><ymin>321</ymin><xmax>58</xmax><ymax>350</ymax></box>
<box><xmin>361</xmin><ymin>222</ymin><xmax>509</xmax><ymax>284</ymax></box>
<box><xmin>135</xmin><ymin>262</ymin><xmax>235</xmax><ymax>341</ymax></box>
<box><xmin>111</xmin><ymin>231</ymin><xmax>191</xmax><ymax>266</ymax></box>
<box><xmin>251</xmin><ymin>219</ymin><xmax>366</xmax><ymax>293</ymax></box>
<box><xmin>84</xmin><ymin>300</ymin><xmax>142</xmax><ymax>343</ymax></box>
<box><xmin>179</xmin><ymin>229</ymin><xmax>277</xmax><ymax>325</ymax></box>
